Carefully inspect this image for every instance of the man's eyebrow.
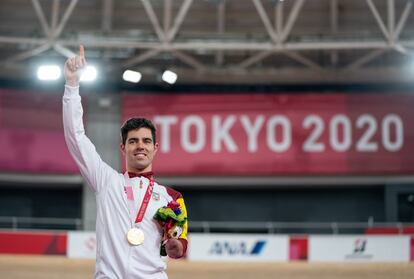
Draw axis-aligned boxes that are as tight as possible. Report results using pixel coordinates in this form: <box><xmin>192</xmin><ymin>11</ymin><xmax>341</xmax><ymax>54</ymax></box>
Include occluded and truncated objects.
<box><xmin>127</xmin><ymin>137</ymin><xmax>138</xmax><ymax>141</ymax></box>
<box><xmin>127</xmin><ymin>137</ymin><xmax>153</xmax><ymax>141</ymax></box>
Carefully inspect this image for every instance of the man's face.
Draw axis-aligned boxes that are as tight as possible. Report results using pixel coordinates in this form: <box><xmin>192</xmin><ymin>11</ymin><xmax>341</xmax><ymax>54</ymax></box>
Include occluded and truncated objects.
<box><xmin>121</xmin><ymin>128</ymin><xmax>158</xmax><ymax>173</ymax></box>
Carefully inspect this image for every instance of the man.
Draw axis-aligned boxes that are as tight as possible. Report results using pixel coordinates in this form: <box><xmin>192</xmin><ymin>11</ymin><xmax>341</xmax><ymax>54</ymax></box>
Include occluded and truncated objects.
<box><xmin>63</xmin><ymin>45</ymin><xmax>188</xmax><ymax>279</ymax></box>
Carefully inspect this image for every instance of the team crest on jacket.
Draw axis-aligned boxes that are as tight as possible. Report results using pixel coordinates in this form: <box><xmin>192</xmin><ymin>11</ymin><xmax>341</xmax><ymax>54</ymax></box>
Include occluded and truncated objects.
<box><xmin>152</xmin><ymin>192</ymin><xmax>160</xmax><ymax>201</ymax></box>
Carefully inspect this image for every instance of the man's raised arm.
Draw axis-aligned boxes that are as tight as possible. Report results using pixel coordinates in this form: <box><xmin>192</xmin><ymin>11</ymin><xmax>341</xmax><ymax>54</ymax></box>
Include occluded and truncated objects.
<box><xmin>62</xmin><ymin>45</ymin><xmax>116</xmax><ymax>193</ymax></box>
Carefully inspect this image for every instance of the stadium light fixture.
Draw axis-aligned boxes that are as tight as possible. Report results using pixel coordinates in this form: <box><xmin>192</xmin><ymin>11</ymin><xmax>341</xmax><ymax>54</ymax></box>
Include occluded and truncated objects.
<box><xmin>80</xmin><ymin>65</ymin><xmax>98</xmax><ymax>82</ymax></box>
<box><xmin>123</xmin><ymin>70</ymin><xmax>142</xmax><ymax>83</ymax></box>
<box><xmin>37</xmin><ymin>65</ymin><xmax>61</xmax><ymax>81</ymax></box>
<box><xmin>161</xmin><ymin>70</ymin><xmax>177</xmax><ymax>84</ymax></box>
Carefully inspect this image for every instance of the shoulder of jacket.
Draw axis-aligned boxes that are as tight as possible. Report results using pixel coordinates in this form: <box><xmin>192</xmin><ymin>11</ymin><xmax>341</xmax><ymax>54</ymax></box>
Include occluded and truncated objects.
<box><xmin>155</xmin><ymin>182</ymin><xmax>183</xmax><ymax>201</ymax></box>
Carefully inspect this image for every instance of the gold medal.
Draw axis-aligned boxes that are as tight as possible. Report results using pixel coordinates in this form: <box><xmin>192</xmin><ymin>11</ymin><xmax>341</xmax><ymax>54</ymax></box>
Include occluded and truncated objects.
<box><xmin>126</xmin><ymin>228</ymin><xmax>145</xmax><ymax>246</ymax></box>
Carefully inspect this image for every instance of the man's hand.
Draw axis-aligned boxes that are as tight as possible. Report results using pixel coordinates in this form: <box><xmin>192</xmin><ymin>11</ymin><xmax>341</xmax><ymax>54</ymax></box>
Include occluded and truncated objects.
<box><xmin>165</xmin><ymin>238</ymin><xmax>184</xmax><ymax>259</ymax></box>
<box><xmin>64</xmin><ymin>45</ymin><xmax>86</xmax><ymax>87</ymax></box>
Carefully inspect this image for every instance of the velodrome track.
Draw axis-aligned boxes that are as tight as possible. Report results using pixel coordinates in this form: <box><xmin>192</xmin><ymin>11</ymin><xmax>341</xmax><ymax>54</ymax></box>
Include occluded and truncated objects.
<box><xmin>1</xmin><ymin>255</ymin><xmax>413</xmax><ymax>279</ymax></box>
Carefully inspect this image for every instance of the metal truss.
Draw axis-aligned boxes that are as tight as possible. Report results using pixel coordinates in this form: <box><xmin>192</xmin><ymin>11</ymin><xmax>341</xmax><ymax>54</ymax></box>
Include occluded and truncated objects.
<box><xmin>0</xmin><ymin>0</ymin><xmax>413</xmax><ymax>84</ymax></box>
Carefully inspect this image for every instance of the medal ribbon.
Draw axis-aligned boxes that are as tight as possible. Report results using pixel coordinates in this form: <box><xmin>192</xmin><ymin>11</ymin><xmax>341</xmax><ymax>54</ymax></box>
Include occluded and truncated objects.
<box><xmin>134</xmin><ymin>175</ymin><xmax>154</xmax><ymax>223</ymax></box>
<box><xmin>124</xmin><ymin>172</ymin><xmax>155</xmax><ymax>225</ymax></box>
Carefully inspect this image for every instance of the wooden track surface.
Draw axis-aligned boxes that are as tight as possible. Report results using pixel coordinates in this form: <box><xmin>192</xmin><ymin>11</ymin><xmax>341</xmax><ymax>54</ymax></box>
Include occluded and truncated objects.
<box><xmin>0</xmin><ymin>255</ymin><xmax>413</xmax><ymax>279</ymax></box>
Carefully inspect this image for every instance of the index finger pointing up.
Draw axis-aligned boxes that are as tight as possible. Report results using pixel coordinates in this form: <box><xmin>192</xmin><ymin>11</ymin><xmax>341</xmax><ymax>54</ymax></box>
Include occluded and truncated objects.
<box><xmin>79</xmin><ymin>45</ymin><xmax>85</xmax><ymax>59</ymax></box>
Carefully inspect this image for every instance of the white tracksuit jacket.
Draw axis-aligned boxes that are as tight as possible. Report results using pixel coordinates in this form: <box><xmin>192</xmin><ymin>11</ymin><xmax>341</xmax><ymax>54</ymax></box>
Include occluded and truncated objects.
<box><xmin>63</xmin><ymin>85</ymin><xmax>188</xmax><ymax>279</ymax></box>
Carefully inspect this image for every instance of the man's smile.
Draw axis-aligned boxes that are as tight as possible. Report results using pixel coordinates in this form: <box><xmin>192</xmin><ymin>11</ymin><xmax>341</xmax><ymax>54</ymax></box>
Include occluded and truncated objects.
<box><xmin>134</xmin><ymin>152</ymin><xmax>147</xmax><ymax>158</ymax></box>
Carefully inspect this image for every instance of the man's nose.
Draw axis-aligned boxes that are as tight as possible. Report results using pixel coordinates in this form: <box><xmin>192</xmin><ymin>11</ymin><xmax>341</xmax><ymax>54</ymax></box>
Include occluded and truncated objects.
<box><xmin>136</xmin><ymin>141</ymin><xmax>145</xmax><ymax>149</ymax></box>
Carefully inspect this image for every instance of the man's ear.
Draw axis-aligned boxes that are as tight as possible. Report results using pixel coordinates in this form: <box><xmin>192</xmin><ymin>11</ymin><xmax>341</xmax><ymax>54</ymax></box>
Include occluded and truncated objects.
<box><xmin>154</xmin><ymin>142</ymin><xmax>159</xmax><ymax>154</ymax></box>
<box><xmin>120</xmin><ymin>143</ymin><xmax>126</xmax><ymax>155</ymax></box>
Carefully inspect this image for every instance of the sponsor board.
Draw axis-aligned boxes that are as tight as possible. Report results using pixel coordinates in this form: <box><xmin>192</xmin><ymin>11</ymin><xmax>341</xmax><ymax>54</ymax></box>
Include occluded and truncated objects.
<box><xmin>67</xmin><ymin>231</ymin><xmax>96</xmax><ymax>259</ymax></box>
<box><xmin>309</xmin><ymin>235</ymin><xmax>410</xmax><ymax>262</ymax></box>
<box><xmin>0</xmin><ymin>230</ymin><xmax>66</xmax><ymax>255</ymax></box>
<box><xmin>188</xmin><ymin>233</ymin><xmax>289</xmax><ymax>261</ymax></box>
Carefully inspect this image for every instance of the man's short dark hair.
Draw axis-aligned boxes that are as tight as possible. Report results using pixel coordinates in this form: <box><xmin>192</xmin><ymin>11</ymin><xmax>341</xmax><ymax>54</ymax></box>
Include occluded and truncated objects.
<box><xmin>121</xmin><ymin>117</ymin><xmax>157</xmax><ymax>145</ymax></box>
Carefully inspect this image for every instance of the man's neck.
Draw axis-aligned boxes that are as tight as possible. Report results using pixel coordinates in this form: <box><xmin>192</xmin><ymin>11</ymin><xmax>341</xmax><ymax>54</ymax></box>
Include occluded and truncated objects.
<box><xmin>127</xmin><ymin>166</ymin><xmax>152</xmax><ymax>174</ymax></box>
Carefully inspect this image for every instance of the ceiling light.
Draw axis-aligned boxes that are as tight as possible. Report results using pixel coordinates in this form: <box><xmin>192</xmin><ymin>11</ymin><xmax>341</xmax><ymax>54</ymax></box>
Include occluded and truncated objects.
<box><xmin>162</xmin><ymin>70</ymin><xmax>177</xmax><ymax>84</ymax></box>
<box><xmin>37</xmin><ymin>65</ymin><xmax>61</xmax><ymax>81</ymax></box>
<box><xmin>80</xmin><ymin>66</ymin><xmax>97</xmax><ymax>82</ymax></box>
<box><xmin>123</xmin><ymin>70</ymin><xmax>142</xmax><ymax>83</ymax></box>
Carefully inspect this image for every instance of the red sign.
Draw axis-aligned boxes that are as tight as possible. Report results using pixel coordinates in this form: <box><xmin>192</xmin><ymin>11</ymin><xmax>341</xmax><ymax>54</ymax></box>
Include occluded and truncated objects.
<box><xmin>122</xmin><ymin>93</ymin><xmax>414</xmax><ymax>175</ymax></box>
<box><xmin>0</xmin><ymin>89</ymin><xmax>79</xmax><ymax>174</ymax></box>
<box><xmin>0</xmin><ymin>231</ymin><xmax>67</xmax><ymax>255</ymax></box>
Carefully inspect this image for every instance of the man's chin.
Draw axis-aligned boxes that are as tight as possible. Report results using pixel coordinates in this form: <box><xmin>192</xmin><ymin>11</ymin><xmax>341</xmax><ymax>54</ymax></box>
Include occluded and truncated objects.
<box><xmin>133</xmin><ymin>163</ymin><xmax>149</xmax><ymax>171</ymax></box>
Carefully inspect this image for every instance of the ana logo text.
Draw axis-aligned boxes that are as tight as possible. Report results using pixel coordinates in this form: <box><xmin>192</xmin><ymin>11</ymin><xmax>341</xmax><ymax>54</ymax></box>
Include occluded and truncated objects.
<box><xmin>209</xmin><ymin>240</ymin><xmax>266</xmax><ymax>256</ymax></box>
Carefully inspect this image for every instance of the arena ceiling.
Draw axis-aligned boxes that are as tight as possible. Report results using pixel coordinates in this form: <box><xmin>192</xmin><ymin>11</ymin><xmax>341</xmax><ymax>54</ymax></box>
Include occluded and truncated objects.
<box><xmin>0</xmin><ymin>0</ymin><xmax>414</xmax><ymax>85</ymax></box>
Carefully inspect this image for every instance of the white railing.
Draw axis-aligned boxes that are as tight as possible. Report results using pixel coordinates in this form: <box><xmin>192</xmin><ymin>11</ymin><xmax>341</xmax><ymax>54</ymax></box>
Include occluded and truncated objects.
<box><xmin>0</xmin><ymin>216</ymin><xmax>82</xmax><ymax>230</ymax></box>
<box><xmin>189</xmin><ymin>221</ymin><xmax>414</xmax><ymax>234</ymax></box>
<box><xmin>1</xmin><ymin>216</ymin><xmax>412</xmax><ymax>234</ymax></box>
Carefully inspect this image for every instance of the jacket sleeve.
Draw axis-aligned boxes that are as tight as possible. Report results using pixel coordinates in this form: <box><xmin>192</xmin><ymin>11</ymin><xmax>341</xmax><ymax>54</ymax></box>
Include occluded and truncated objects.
<box><xmin>63</xmin><ymin>85</ymin><xmax>118</xmax><ymax>193</ymax></box>
<box><xmin>176</xmin><ymin>195</ymin><xmax>188</xmax><ymax>256</ymax></box>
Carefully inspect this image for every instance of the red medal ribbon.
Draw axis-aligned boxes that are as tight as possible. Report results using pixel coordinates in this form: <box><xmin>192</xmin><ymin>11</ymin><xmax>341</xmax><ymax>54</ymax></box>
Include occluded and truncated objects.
<box><xmin>134</xmin><ymin>176</ymin><xmax>154</xmax><ymax>224</ymax></box>
<box><xmin>124</xmin><ymin>172</ymin><xmax>155</xmax><ymax>225</ymax></box>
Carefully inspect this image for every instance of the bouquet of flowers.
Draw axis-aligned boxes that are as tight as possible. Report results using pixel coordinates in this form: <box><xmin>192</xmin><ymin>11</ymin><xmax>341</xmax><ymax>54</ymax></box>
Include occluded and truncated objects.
<box><xmin>154</xmin><ymin>200</ymin><xmax>187</xmax><ymax>256</ymax></box>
